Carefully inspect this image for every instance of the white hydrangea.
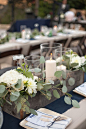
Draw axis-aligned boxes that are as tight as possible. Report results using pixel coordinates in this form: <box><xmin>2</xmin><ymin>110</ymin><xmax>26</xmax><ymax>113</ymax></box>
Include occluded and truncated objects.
<box><xmin>0</xmin><ymin>70</ymin><xmax>37</xmax><ymax>94</ymax></box>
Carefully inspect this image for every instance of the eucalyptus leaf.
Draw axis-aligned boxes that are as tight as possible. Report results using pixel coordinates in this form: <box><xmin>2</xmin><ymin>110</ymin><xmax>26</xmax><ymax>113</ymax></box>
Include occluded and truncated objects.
<box><xmin>11</xmin><ymin>91</ymin><xmax>20</xmax><ymax>97</ymax></box>
<box><xmin>34</xmin><ymin>68</ymin><xmax>41</xmax><ymax>73</ymax></box>
<box><xmin>25</xmin><ymin>106</ymin><xmax>30</xmax><ymax>113</ymax></box>
<box><xmin>68</xmin><ymin>78</ymin><xmax>75</xmax><ymax>86</ymax></box>
<box><xmin>43</xmin><ymin>85</ymin><xmax>52</xmax><ymax>90</ymax></box>
<box><xmin>10</xmin><ymin>95</ymin><xmax>19</xmax><ymax>102</ymax></box>
<box><xmin>0</xmin><ymin>85</ymin><xmax>5</xmax><ymax>93</ymax></box>
<box><xmin>37</xmin><ymin>83</ymin><xmax>43</xmax><ymax>91</ymax></box>
<box><xmin>60</xmin><ymin>80</ymin><xmax>63</xmax><ymax>85</ymax></box>
<box><xmin>53</xmin><ymin>90</ymin><xmax>60</xmax><ymax>98</ymax></box>
<box><xmin>0</xmin><ymin>89</ymin><xmax>8</xmax><ymax>97</ymax></box>
<box><xmin>49</xmin><ymin>80</ymin><xmax>54</xmax><ymax>84</ymax></box>
<box><xmin>43</xmin><ymin>72</ymin><xmax>45</xmax><ymax>78</ymax></box>
<box><xmin>64</xmin><ymin>96</ymin><xmax>71</xmax><ymax>105</ymax></box>
<box><xmin>40</xmin><ymin>56</ymin><xmax>45</xmax><ymax>64</ymax></box>
<box><xmin>72</xmin><ymin>100</ymin><xmax>80</xmax><ymax>108</ymax></box>
<box><xmin>26</xmin><ymin>101</ymin><xmax>30</xmax><ymax>107</ymax></box>
<box><xmin>17</xmin><ymin>102</ymin><xmax>21</xmax><ymax>113</ymax></box>
<box><xmin>15</xmin><ymin>79</ymin><xmax>22</xmax><ymax>89</ymax></box>
<box><xmin>63</xmin><ymin>80</ymin><xmax>66</xmax><ymax>86</ymax></box>
<box><xmin>30</xmin><ymin>109</ymin><xmax>37</xmax><ymax>115</ymax></box>
<box><xmin>62</xmin><ymin>71</ymin><xmax>66</xmax><ymax>79</ymax></box>
<box><xmin>65</xmin><ymin>93</ymin><xmax>72</xmax><ymax>97</ymax></box>
<box><xmin>62</xmin><ymin>86</ymin><xmax>67</xmax><ymax>93</ymax></box>
<box><xmin>54</xmin><ymin>71</ymin><xmax>62</xmax><ymax>78</ymax></box>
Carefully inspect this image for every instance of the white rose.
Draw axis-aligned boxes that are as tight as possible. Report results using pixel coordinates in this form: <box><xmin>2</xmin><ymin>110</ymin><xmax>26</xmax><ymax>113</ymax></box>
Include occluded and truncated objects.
<box><xmin>81</xmin><ymin>56</ymin><xmax>86</xmax><ymax>64</ymax></box>
<box><xmin>56</xmin><ymin>57</ymin><xmax>63</xmax><ymax>63</ymax></box>
<box><xmin>70</xmin><ymin>56</ymin><xmax>81</xmax><ymax>68</ymax></box>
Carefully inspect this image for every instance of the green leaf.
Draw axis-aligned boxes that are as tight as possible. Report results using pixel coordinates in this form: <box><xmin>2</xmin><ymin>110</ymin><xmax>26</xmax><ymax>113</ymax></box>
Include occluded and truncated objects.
<box><xmin>43</xmin><ymin>85</ymin><xmax>52</xmax><ymax>90</ymax></box>
<box><xmin>10</xmin><ymin>95</ymin><xmax>19</xmax><ymax>102</ymax></box>
<box><xmin>37</xmin><ymin>83</ymin><xmax>43</xmax><ymax>91</ymax></box>
<box><xmin>46</xmin><ymin>91</ymin><xmax>52</xmax><ymax>100</ymax></box>
<box><xmin>54</xmin><ymin>71</ymin><xmax>62</xmax><ymax>78</ymax></box>
<box><xmin>60</xmin><ymin>80</ymin><xmax>63</xmax><ymax>85</ymax></box>
<box><xmin>72</xmin><ymin>100</ymin><xmax>80</xmax><ymax>108</ymax></box>
<box><xmin>23</xmin><ymin>70</ymin><xmax>33</xmax><ymax>79</ymax></box>
<box><xmin>54</xmin><ymin>84</ymin><xmax>60</xmax><ymax>87</ymax></box>
<box><xmin>68</xmin><ymin>78</ymin><xmax>75</xmax><ymax>86</ymax></box>
<box><xmin>34</xmin><ymin>68</ymin><xmax>41</xmax><ymax>73</ymax></box>
<box><xmin>62</xmin><ymin>71</ymin><xmax>66</xmax><ymax>79</ymax></box>
<box><xmin>15</xmin><ymin>79</ymin><xmax>22</xmax><ymax>89</ymax></box>
<box><xmin>30</xmin><ymin>109</ymin><xmax>37</xmax><ymax>115</ymax></box>
<box><xmin>71</xmin><ymin>63</ymin><xmax>78</xmax><ymax>67</ymax></box>
<box><xmin>11</xmin><ymin>91</ymin><xmax>20</xmax><ymax>97</ymax></box>
<box><xmin>53</xmin><ymin>90</ymin><xmax>60</xmax><ymax>98</ymax></box>
<box><xmin>0</xmin><ymin>89</ymin><xmax>8</xmax><ymax>97</ymax></box>
<box><xmin>16</xmin><ymin>68</ymin><xmax>23</xmax><ymax>73</ymax></box>
<box><xmin>26</xmin><ymin>101</ymin><xmax>30</xmax><ymax>107</ymax></box>
<box><xmin>49</xmin><ymin>80</ymin><xmax>54</xmax><ymax>84</ymax></box>
<box><xmin>43</xmin><ymin>72</ymin><xmax>45</xmax><ymax>78</ymax></box>
<box><xmin>63</xmin><ymin>80</ymin><xmax>66</xmax><ymax>86</ymax></box>
<box><xmin>0</xmin><ymin>85</ymin><xmax>5</xmax><ymax>93</ymax></box>
<box><xmin>40</xmin><ymin>56</ymin><xmax>45</xmax><ymax>64</ymax></box>
<box><xmin>25</xmin><ymin>106</ymin><xmax>30</xmax><ymax>113</ymax></box>
<box><xmin>17</xmin><ymin>103</ymin><xmax>21</xmax><ymax>113</ymax></box>
<box><xmin>62</xmin><ymin>86</ymin><xmax>67</xmax><ymax>93</ymax></box>
<box><xmin>64</xmin><ymin>96</ymin><xmax>71</xmax><ymax>105</ymax></box>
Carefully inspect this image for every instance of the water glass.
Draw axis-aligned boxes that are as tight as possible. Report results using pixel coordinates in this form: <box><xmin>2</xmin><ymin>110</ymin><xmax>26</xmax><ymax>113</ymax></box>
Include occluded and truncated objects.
<box><xmin>0</xmin><ymin>107</ymin><xmax>3</xmax><ymax>129</ymax></box>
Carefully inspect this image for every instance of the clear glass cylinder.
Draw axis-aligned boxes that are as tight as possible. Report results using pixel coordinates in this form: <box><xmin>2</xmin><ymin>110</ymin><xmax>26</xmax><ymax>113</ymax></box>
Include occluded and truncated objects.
<box><xmin>40</xmin><ymin>43</ymin><xmax>62</xmax><ymax>60</ymax></box>
<box><xmin>24</xmin><ymin>55</ymin><xmax>43</xmax><ymax>78</ymax></box>
<box><xmin>55</xmin><ymin>47</ymin><xmax>72</xmax><ymax>69</ymax></box>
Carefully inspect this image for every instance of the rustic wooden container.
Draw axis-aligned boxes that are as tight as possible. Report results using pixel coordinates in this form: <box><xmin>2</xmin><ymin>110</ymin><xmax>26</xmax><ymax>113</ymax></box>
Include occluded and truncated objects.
<box><xmin>2</xmin><ymin>70</ymin><xmax>84</xmax><ymax>119</ymax></box>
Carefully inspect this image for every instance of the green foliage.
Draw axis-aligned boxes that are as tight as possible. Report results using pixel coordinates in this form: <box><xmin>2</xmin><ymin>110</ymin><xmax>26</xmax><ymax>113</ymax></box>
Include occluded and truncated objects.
<box><xmin>53</xmin><ymin>90</ymin><xmax>60</xmax><ymax>99</ymax></box>
<box><xmin>0</xmin><ymin>85</ymin><xmax>5</xmax><ymax>93</ymax></box>
<box><xmin>68</xmin><ymin>78</ymin><xmax>75</xmax><ymax>86</ymax></box>
<box><xmin>40</xmin><ymin>56</ymin><xmax>45</xmax><ymax>64</ymax></box>
<box><xmin>62</xmin><ymin>86</ymin><xmax>67</xmax><ymax>93</ymax></box>
<box><xmin>34</xmin><ymin>68</ymin><xmax>41</xmax><ymax>73</ymax></box>
<box><xmin>64</xmin><ymin>96</ymin><xmax>71</xmax><ymax>105</ymax></box>
<box><xmin>54</xmin><ymin>71</ymin><xmax>62</xmax><ymax>78</ymax></box>
<box><xmin>72</xmin><ymin>100</ymin><xmax>80</xmax><ymax>108</ymax></box>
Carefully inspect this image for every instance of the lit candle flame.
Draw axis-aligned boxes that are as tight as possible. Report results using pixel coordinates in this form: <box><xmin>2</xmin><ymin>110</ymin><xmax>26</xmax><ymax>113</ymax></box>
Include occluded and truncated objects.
<box><xmin>50</xmin><ymin>53</ymin><xmax>52</xmax><ymax>60</ymax></box>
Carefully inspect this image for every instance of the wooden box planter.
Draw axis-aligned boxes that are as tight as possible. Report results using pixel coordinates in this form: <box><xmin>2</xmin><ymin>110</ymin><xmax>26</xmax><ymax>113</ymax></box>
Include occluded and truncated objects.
<box><xmin>2</xmin><ymin>70</ymin><xmax>84</xmax><ymax>119</ymax></box>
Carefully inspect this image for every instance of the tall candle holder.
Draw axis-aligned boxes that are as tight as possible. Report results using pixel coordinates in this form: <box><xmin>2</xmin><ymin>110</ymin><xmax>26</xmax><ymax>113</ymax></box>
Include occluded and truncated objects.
<box><xmin>24</xmin><ymin>55</ymin><xmax>43</xmax><ymax>78</ymax></box>
<box><xmin>40</xmin><ymin>43</ymin><xmax>62</xmax><ymax>82</ymax></box>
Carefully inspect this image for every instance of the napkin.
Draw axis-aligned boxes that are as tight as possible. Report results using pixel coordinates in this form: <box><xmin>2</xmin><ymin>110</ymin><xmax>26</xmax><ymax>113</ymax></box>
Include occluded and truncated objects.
<box><xmin>16</xmin><ymin>38</ymin><xmax>29</xmax><ymax>43</ymax></box>
<box><xmin>25</xmin><ymin>110</ymin><xmax>71</xmax><ymax>129</ymax></box>
<box><xmin>75</xmin><ymin>82</ymin><xmax>86</xmax><ymax>95</ymax></box>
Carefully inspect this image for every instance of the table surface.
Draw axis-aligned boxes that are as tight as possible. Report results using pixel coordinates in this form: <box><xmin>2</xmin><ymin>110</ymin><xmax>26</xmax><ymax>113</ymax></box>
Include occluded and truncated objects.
<box><xmin>0</xmin><ymin>29</ymin><xmax>86</xmax><ymax>56</ymax></box>
<box><xmin>0</xmin><ymin>67</ymin><xmax>86</xmax><ymax>129</ymax></box>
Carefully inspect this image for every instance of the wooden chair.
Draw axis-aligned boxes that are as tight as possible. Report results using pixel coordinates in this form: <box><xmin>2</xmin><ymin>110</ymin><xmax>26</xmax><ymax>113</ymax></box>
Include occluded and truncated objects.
<box><xmin>54</xmin><ymin>38</ymin><xmax>68</xmax><ymax>47</ymax></box>
<box><xmin>0</xmin><ymin>48</ymin><xmax>22</xmax><ymax>69</ymax></box>
<box><xmin>64</xmin><ymin>36</ymin><xmax>86</xmax><ymax>56</ymax></box>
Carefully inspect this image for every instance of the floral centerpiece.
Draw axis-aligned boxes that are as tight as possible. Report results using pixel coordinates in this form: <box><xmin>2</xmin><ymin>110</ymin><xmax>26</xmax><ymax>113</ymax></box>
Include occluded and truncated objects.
<box><xmin>0</xmin><ymin>53</ymin><xmax>86</xmax><ymax>116</ymax></box>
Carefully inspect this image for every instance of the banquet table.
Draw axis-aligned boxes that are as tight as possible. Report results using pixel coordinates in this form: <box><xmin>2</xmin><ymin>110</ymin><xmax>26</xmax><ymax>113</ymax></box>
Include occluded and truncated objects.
<box><xmin>0</xmin><ymin>67</ymin><xmax>86</xmax><ymax>129</ymax></box>
<box><xmin>0</xmin><ymin>29</ymin><xmax>86</xmax><ymax>66</ymax></box>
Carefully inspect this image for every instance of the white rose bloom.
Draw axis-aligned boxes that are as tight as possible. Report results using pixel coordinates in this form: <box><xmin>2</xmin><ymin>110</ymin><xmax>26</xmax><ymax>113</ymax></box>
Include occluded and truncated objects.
<box><xmin>56</xmin><ymin>57</ymin><xmax>63</xmax><ymax>63</ymax></box>
<box><xmin>26</xmin><ymin>78</ymin><xmax>37</xmax><ymax>94</ymax></box>
<box><xmin>70</xmin><ymin>56</ymin><xmax>81</xmax><ymax>68</ymax></box>
<box><xmin>81</xmin><ymin>56</ymin><xmax>86</xmax><ymax>64</ymax></box>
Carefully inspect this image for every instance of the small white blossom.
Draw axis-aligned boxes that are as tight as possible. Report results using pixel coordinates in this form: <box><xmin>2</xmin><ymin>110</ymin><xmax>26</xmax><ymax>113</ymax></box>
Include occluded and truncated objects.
<box><xmin>70</xmin><ymin>56</ymin><xmax>81</xmax><ymax>68</ymax></box>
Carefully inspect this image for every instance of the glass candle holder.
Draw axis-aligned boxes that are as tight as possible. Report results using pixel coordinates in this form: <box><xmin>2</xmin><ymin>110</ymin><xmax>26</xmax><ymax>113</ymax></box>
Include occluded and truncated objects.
<box><xmin>40</xmin><ymin>43</ymin><xmax>62</xmax><ymax>60</ymax></box>
<box><xmin>40</xmin><ymin>43</ymin><xmax>62</xmax><ymax>82</ymax></box>
<box><xmin>55</xmin><ymin>47</ymin><xmax>72</xmax><ymax>70</ymax></box>
<box><xmin>24</xmin><ymin>55</ymin><xmax>43</xmax><ymax>78</ymax></box>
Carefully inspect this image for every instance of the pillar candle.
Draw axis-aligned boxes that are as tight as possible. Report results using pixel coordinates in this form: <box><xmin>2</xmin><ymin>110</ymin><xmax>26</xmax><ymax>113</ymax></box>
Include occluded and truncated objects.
<box><xmin>57</xmin><ymin>65</ymin><xmax>66</xmax><ymax>72</ymax></box>
<box><xmin>46</xmin><ymin>60</ymin><xmax>56</xmax><ymax>82</ymax></box>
